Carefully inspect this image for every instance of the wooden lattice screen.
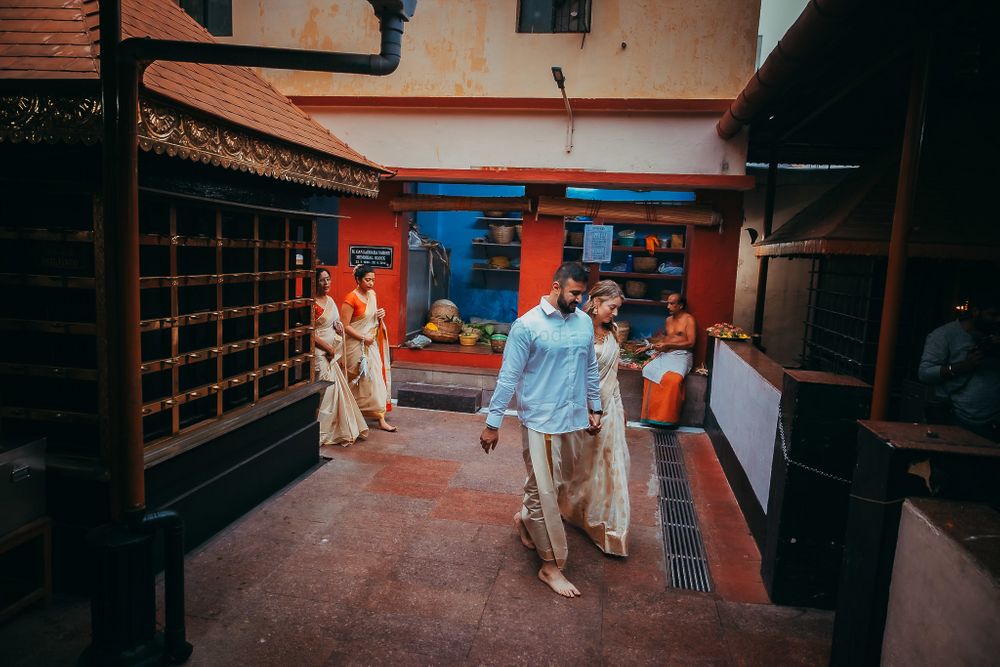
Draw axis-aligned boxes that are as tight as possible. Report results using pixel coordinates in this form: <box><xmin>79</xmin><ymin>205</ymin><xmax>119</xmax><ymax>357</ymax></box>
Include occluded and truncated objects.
<box><xmin>137</xmin><ymin>193</ymin><xmax>316</xmax><ymax>446</ymax></box>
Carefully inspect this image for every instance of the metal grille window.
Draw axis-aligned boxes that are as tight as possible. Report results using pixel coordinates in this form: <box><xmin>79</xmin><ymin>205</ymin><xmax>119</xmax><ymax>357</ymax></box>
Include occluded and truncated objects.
<box><xmin>517</xmin><ymin>0</ymin><xmax>592</xmax><ymax>33</ymax></box>
<box><xmin>179</xmin><ymin>0</ymin><xmax>233</xmax><ymax>37</ymax></box>
<box><xmin>802</xmin><ymin>256</ymin><xmax>885</xmax><ymax>382</ymax></box>
<box><xmin>137</xmin><ymin>192</ymin><xmax>315</xmax><ymax>446</ymax></box>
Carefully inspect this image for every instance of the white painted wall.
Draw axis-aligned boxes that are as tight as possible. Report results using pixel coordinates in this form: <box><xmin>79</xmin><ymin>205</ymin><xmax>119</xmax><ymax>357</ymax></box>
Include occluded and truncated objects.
<box><xmin>709</xmin><ymin>339</ymin><xmax>780</xmax><ymax>509</ymax></box>
<box><xmin>302</xmin><ymin>108</ymin><xmax>747</xmax><ymax>174</ymax></box>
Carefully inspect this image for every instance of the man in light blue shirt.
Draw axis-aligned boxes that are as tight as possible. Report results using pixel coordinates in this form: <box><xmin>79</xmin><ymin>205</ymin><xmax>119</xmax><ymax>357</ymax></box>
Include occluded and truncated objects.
<box><xmin>480</xmin><ymin>262</ymin><xmax>602</xmax><ymax>598</ymax></box>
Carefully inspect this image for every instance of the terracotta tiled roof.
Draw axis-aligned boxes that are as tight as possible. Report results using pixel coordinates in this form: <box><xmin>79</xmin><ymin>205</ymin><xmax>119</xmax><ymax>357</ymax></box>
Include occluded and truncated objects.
<box><xmin>0</xmin><ymin>0</ymin><xmax>384</xmax><ymax>172</ymax></box>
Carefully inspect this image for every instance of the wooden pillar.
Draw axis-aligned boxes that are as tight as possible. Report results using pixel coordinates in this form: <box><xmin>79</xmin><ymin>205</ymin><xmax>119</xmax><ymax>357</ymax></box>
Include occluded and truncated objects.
<box><xmin>870</xmin><ymin>39</ymin><xmax>931</xmax><ymax>419</ymax></box>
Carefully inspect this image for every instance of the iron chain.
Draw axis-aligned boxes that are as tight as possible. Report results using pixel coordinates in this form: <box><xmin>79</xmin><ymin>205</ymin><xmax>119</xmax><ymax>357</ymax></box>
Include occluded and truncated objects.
<box><xmin>776</xmin><ymin>403</ymin><xmax>852</xmax><ymax>484</ymax></box>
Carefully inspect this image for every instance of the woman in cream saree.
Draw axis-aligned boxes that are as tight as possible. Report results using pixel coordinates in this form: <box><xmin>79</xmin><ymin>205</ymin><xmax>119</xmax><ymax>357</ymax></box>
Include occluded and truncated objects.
<box><xmin>340</xmin><ymin>264</ymin><xmax>396</xmax><ymax>432</ymax></box>
<box><xmin>313</xmin><ymin>269</ymin><xmax>368</xmax><ymax>446</ymax></box>
<box><xmin>555</xmin><ymin>280</ymin><xmax>631</xmax><ymax>556</ymax></box>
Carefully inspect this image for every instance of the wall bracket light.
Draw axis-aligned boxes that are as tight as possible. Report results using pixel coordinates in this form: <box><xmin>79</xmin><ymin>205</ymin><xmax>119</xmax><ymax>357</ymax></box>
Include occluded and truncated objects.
<box><xmin>551</xmin><ymin>66</ymin><xmax>574</xmax><ymax>153</ymax></box>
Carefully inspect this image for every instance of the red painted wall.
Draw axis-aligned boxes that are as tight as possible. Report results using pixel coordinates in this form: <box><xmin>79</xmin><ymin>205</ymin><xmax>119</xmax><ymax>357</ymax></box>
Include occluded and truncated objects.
<box><xmin>327</xmin><ymin>180</ymin><xmax>408</xmax><ymax>343</ymax></box>
<box><xmin>685</xmin><ymin>190</ymin><xmax>743</xmax><ymax>362</ymax></box>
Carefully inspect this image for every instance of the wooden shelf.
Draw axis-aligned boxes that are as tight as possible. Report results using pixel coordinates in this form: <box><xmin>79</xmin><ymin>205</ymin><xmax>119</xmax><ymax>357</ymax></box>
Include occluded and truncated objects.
<box><xmin>472</xmin><ymin>241</ymin><xmax>521</xmax><ymax>248</ymax></box>
<box><xmin>600</xmin><ymin>271</ymin><xmax>684</xmax><ymax>279</ymax></box>
<box><xmin>476</xmin><ymin>217</ymin><xmax>523</xmax><ymax>222</ymax></box>
<box><xmin>611</xmin><ymin>245</ymin><xmax>686</xmax><ymax>253</ymax></box>
<box><xmin>472</xmin><ymin>265</ymin><xmax>519</xmax><ymax>273</ymax></box>
<box><xmin>563</xmin><ymin>245</ymin><xmax>685</xmax><ymax>254</ymax></box>
<box><xmin>623</xmin><ymin>298</ymin><xmax>670</xmax><ymax>307</ymax></box>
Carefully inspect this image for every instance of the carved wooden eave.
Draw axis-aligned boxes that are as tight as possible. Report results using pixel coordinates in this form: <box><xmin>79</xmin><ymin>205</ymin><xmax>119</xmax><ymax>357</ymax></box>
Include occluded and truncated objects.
<box><xmin>0</xmin><ymin>94</ymin><xmax>381</xmax><ymax>198</ymax></box>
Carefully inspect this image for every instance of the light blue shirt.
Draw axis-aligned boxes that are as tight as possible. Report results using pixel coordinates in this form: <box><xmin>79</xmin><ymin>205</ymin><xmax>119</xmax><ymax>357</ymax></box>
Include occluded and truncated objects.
<box><xmin>486</xmin><ymin>297</ymin><xmax>602</xmax><ymax>434</ymax></box>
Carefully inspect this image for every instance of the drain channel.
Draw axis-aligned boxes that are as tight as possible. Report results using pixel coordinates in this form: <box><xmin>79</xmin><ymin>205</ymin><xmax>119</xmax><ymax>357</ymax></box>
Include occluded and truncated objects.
<box><xmin>654</xmin><ymin>431</ymin><xmax>713</xmax><ymax>593</ymax></box>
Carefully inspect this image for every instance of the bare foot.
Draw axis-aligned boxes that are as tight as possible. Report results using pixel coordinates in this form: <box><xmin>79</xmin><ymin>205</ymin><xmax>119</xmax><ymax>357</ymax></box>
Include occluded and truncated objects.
<box><xmin>538</xmin><ymin>562</ymin><xmax>581</xmax><ymax>598</ymax></box>
<box><xmin>513</xmin><ymin>512</ymin><xmax>535</xmax><ymax>549</ymax></box>
<box><xmin>378</xmin><ymin>418</ymin><xmax>397</xmax><ymax>432</ymax></box>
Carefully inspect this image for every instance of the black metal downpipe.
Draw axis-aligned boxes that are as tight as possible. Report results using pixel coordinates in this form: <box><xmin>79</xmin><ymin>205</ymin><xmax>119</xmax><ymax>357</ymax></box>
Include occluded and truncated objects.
<box><xmin>141</xmin><ymin>511</ymin><xmax>190</xmax><ymax>663</ymax></box>
<box><xmin>86</xmin><ymin>1</ymin><xmax>418</xmax><ymax>664</ymax></box>
<box><xmin>117</xmin><ymin>12</ymin><xmax>408</xmax><ymax>76</ymax></box>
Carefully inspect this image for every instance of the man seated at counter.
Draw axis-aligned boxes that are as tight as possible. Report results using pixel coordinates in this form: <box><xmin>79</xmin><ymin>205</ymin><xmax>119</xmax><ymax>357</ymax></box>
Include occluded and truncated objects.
<box><xmin>639</xmin><ymin>293</ymin><xmax>695</xmax><ymax>428</ymax></box>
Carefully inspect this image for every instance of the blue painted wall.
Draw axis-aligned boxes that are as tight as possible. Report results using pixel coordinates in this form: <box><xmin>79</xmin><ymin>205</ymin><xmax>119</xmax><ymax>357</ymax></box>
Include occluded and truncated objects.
<box><xmin>414</xmin><ymin>183</ymin><xmax>525</xmax><ymax>324</ymax></box>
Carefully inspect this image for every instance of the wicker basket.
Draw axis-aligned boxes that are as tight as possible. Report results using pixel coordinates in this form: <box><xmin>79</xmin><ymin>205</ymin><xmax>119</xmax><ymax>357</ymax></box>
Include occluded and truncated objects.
<box><xmin>615</xmin><ymin>321</ymin><xmax>631</xmax><ymax>344</ymax></box>
<box><xmin>489</xmin><ymin>224</ymin><xmax>515</xmax><ymax>244</ymax></box>
<box><xmin>429</xmin><ymin>299</ymin><xmax>459</xmax><ymax>322</ymax></box>
<box><xmin>433</xmin><ymin>320</ymin><xmax>463</xmax><ymax>334</ymax></box>
<box><xmin>633</xmin><ymin>256</ymin><xmax>658</xmax><ymax>273</ymax></box>
<box><xmin>423</xmin><ymin>326</ymin><xmax>459</xmax><ymax>343</ymax></box>
<box><xmin>514</xmin><ymin>224</ymin><xmax>522</xmax><ymax>241</ymax></box>
<box><xmin>624</xmin><ymin>280</ymin><xmax>647</xmax><ymax>299</ymax></box>
<box><xmin>568</xmin><ymin>231</ymin><xmax>585</xmax><ymax>247</ymax></box>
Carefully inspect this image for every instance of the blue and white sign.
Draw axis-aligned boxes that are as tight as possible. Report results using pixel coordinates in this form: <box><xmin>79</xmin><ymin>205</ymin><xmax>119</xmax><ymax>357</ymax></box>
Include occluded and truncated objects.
<box><xmin>582</xmin><ymin>224</ymin><xmax>613</xmax><ymax>264</ymax></box>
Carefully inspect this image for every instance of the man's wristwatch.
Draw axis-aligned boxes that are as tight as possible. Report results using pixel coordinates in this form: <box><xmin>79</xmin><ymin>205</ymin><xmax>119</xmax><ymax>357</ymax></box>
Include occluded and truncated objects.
<box><xmin>590</xmin><ymin>409</ymin><xmax>603</xmax><ymax>415</ymax></box>
<box><xmin>485</xmin><ymin>424</ymin><xmax>499</xmax><ymax>431</ymax></box>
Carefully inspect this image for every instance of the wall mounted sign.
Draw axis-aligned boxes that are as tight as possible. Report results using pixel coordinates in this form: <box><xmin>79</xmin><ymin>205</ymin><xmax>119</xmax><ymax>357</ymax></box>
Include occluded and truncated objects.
<box><xmin>348</xmin><ymin>245</ymin><xmax>394</xmax><ymax>269</ymax></box>
<box><xmin>582</xmin><ymin>224</ymin><xmax>614</xmax><ymax>264</ymax></box>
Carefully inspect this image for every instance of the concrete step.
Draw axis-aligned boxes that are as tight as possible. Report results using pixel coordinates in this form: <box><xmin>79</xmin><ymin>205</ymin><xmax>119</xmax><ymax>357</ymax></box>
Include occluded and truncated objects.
<box><xmin>396</xmin><ymin>382</ymin><xmax>482</xmax><ymax>413</ymax></box>
<box><xmin>390</xmin><ymin>361</ymin><xmax>497</xmax><ymax>399</ymax></box>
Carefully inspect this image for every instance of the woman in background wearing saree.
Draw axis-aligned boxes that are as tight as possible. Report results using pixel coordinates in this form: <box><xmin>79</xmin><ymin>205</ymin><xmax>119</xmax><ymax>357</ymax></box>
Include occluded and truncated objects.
<box><xmin>341</xmin><ymin>264</ymin><xmax>397</xmax><ymax>432</ymax></box>
<box><xmin>313</xmin><ymin>268</ymin><xmax>368</xmax><ymax>446</ymax></box>
<box><xmin>555</xmin><ymin>280</ymin><xmax>631</xmax><ymax>557</ymax></box>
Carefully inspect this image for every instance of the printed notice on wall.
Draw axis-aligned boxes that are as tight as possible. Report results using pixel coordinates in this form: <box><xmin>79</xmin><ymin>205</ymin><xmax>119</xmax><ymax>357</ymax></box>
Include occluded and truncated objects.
<box><xmin>582</xmin><ymin>225</ymin><xmax>613</xmax><ymax>264</ymax></box>
<box><xmin>348</xmin><ymin>245</ymin><xmax>394</xmax><ymax>269</ymax></box>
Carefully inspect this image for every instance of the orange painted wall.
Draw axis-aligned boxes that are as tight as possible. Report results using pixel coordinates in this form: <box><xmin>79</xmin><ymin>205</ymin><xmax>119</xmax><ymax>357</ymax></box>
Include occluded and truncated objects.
<box><xmin>517</xmin><ymin>185</ymin><xmax>568</xmax><ymax>316</ymax></box>
<box><xmin>326</xmin><ymin>180</ymin><xmax>408</xmax><ymax>344</ymax></box>
<box><xmin>685</xmin><ymin>190</ymin><xmax>744</xmax><ymax>362</ymax></box>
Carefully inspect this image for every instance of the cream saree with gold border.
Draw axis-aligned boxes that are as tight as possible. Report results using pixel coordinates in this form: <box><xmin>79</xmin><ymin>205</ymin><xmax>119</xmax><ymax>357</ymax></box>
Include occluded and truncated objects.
<box><xmin>555</xmin><ymin>334</ymin><xmax>631</xmax><ymax>556</ymax></box>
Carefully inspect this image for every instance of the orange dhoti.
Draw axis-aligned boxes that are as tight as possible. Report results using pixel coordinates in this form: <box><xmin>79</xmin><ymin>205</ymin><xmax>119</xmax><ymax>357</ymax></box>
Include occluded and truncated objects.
<box><xmin>640</xmin><ymin>350</ymin><xmax>692</xmax><ymax>427</ymax></box>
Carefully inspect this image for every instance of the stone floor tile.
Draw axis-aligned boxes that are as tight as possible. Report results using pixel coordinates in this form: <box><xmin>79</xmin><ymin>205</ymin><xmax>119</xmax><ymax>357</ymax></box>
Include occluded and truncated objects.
<box><xmin>337</xmin><ymin>610</ymin><xmax>479</xmax><ymax>663</ymax></box>
<box><xmin>447</xmin><ymin>458</ymin><xmax>526</xmax><ymax>495</ymax></box>
<box><xmin>429</xmin><ymin>487</ymin><xmax>523</xmax><ymax>526</ymax></box>
<box><xmin>185</xmin><ymin>595</ymin><xmax>344</xmax><ymax>667</ymax></box>
<box><xmin>403</xmin><ymin>517</ymin><xmax>512</xmax><ymax>569</ymax></box>
<box><xmin>361</xmin><ymin>555</ymin><xmax>499</xmax><ymax>623</ymax></box>
<box><xmin>717</xmin><ymin>601</ymin><xmax>834</xmax><ymax>666</ymax></box>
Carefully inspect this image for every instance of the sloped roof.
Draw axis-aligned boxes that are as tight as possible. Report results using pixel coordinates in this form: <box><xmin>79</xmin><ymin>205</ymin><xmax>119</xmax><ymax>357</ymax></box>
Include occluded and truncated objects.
<box><xmin>0</xmin><ymin>0</ymin><xmax>386</xmax><ymax>191</ymax></box>
<box><xmin>754</xmin><ymin>161</ymin><xmax>1000</xmax><ymax>259</ymax></box>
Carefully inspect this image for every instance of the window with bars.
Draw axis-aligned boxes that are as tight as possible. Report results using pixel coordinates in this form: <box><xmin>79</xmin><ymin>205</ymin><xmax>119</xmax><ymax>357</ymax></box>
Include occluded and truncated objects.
<box><xmin>802</xmin><ymin>255</ymin><xmax>885</xmax><ymax>382</ymax></box>
<box><xmin>137</xmin><ymin>193</ymin><xmax>315</xmax><ymax>446</ymax></box>
<box><xmin>517</xmin><ymin>0</ymin><xmax>592</xmax><ymax>34</ymax></box>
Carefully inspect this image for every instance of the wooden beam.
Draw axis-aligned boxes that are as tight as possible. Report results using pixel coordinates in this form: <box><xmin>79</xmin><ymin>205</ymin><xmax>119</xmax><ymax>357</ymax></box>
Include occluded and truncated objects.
<box><xmin>536</xmin><ymin>196</ymin><xmax>721</xmax><ymax>227</ymax></box>
<box><xmin>388</xmin><ymin>195</ymin><xmax>532</xmax><ymax>213</ymax></box>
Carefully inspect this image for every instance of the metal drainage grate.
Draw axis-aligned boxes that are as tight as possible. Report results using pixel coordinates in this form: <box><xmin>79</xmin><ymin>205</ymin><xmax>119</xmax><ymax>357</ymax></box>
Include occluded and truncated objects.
<box><xmin>654</xmin><ymin>431</ymin><xmax>713</xmax><ymax>592</ymax></box>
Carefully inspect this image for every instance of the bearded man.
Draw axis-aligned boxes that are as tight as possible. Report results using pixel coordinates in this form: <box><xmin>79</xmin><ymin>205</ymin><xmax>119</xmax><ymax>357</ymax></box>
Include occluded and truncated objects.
<box><xmin>479</xmin><ymin>262</ymin><xmax>602</xmax><ymax>597</ymax></box>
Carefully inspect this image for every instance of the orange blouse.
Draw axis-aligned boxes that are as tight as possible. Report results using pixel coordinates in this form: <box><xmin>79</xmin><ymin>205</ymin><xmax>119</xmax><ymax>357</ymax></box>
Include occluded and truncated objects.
<box><xmin>343</xmin><ymin>290</ymin><xmax>368</xmax><ymax>321</ymax></box>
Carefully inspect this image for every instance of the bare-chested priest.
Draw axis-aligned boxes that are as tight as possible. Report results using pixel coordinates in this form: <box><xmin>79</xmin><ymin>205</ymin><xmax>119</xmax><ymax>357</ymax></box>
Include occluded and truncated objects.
<box><xmin>479</xmin><ymin>262</ymin><xmax>602</xmax><ymax>597</ymax></box>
